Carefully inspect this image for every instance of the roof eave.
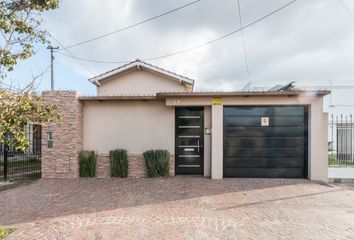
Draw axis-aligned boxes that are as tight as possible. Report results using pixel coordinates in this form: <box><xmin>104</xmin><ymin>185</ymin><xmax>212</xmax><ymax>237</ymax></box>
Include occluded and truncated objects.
<box><xmin>88</xmin><ymin>78</ymin><xmax>101</xmax><ymax>87</ymax></box>
<box><xmin>79</xmin><ymin>95</ymin><xmax>157</xmax><ymax>101</ymax></box>
<box><xmin>156</xmin><ymin>90</ymin><xmax>331</xmax><ymax>99</ymax></box>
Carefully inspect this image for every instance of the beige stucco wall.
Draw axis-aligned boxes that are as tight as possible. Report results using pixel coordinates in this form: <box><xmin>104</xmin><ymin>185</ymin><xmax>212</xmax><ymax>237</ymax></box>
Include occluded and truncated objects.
<box><xmin>83</xmin><ymin>100</ymin><xmax>174</xmax><ymax>155</ymax></box>
<box><xmin>211</xmin><ymin>104</ymin><xmax>224</xmax><ymax>179</ymax></box>
<box><xmin>97</xmin><ymin>70</ymin><xmax>189</xmax><ymax>96</ymax></box>
<box><xmin>308</xmin><ymin>98</ymin><xmax>328</xmax><ymax>181</ymax></box>
<box><xmin>82</xmin><ymin>94</ymin><xmax>328</xmax><ymax>181</ymax></box>
<box><xmin>204</xmin><ymin>106</ymin><xmax>211</xmax><ymax>177</ymax></box>
<box><xmin>166</xmin><ymin>94</ymin><xmax>328</xmax><ymax>182</ymax></box>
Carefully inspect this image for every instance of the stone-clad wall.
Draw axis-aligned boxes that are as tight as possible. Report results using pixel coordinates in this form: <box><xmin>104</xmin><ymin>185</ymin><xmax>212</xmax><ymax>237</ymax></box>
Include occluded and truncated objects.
<box><xmin>41</xmin><ymin>91</ymin><xmax>83</xmax><ymax>178</ymax></box>
<box><xmin>169</xmin><ymin>155</ymin><xmax>175</xmax><ymax>177</ymax></box>
<box><xmin>96</xmin><ymin>155</ymin><xmax>110</xmax><ymax>178</ymax></box>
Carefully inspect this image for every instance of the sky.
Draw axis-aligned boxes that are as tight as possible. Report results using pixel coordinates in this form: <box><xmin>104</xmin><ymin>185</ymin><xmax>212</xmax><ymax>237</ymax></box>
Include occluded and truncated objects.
<box><xmin>6</xmin><ymin>0</ymin><xmax>354</xmax><ymax>97</ymax></box>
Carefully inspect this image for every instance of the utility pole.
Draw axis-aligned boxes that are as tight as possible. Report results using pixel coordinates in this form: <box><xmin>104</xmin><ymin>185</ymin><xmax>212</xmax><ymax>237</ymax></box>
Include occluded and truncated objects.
<box><xmin>47</xmin><ymin>45</ymin><xmax>59</xmax><ymax>91</ymax></box>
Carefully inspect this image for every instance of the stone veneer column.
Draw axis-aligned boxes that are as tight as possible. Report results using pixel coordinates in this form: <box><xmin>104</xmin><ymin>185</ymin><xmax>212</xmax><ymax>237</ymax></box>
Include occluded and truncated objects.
<box><xmin>41</xmin><ymin>91</ymin><xmax>83</xmax><ymax>178</ymax></box>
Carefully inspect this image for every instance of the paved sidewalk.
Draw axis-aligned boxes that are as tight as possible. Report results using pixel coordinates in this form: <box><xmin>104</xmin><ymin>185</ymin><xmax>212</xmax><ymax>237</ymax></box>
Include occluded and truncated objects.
<box><xmin>0</xmin><ymin>177</ymin><xmax>353</xmax><ymax>239</ymax></box>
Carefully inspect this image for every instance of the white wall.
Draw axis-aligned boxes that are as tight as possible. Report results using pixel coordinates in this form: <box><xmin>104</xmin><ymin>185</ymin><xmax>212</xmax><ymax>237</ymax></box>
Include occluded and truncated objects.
<box><xmin>329</xmin><ymin>167</ymin><xmax>354</xmax><ymax>179</ymax></box>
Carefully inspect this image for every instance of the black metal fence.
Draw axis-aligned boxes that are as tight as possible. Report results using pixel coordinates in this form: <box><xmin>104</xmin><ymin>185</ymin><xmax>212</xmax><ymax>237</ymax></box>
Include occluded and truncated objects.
<box><xmin>0</xmin><ymin>125</ymin><xmax>42</xmax><ymax>181</ymax></box>
<box><xmin>328</xmin><ymin>114</ymin><xmax>354</xmax><ymax>166</ymax></box>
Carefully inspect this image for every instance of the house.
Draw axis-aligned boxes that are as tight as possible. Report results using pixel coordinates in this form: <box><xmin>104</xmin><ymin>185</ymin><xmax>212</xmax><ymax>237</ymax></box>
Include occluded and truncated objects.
<box><xmin>41</xmin><ymin>59</ymin><xmax>330</xmax><ymax>181</ymax></box>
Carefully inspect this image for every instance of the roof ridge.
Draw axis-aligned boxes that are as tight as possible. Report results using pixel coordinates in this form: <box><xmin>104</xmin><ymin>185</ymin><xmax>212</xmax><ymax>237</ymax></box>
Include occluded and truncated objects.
<box><xmin>89</xmin><ymin>59</ymin><xmax>194</xmax><ymax>85</ymax></box>
<box><xmin>138</xmin><ymin>60</ymin><xmax>194</xmax><ymax>82</ymax></box>
<box><xmin>88</xmin><ymin>60</ymin><xmax>139</xmax><ymax>81</ymax></box>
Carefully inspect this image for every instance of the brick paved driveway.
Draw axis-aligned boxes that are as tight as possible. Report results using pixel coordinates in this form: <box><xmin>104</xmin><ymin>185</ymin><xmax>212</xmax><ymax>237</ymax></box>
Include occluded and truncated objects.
<box><xmin>1</xmin><ymin>177</ymin><xmax>354</xmax><ymax>239</ymax></box>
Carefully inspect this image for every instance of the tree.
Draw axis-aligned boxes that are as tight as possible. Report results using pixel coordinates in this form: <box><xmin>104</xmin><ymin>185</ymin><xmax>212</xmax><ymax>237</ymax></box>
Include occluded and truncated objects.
<box><xmin>0</xmin><ymin>0</ymin><xmax>60</xmax><ymax>150</ymax></box>
<box><xmin>0</xmin><ymin>89</ymin><xmax>60</xmax><ymax>149</ymax></box>
<box><xmin>0</xmin><ymin>0</ymin><xmax>59</xmax><ymax>79</ymax></box>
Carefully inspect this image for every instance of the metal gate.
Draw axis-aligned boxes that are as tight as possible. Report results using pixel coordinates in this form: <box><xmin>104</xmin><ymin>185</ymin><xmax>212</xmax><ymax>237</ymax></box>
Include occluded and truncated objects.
<box><xmin>0</xmin><ymin>125</ymin><xmax>42</xmax><ymax>181</ymax></box>
<box><xmin>328</xmin><ymin>114</ymin><xmax>354</xmax><ymax>167</ymax></box>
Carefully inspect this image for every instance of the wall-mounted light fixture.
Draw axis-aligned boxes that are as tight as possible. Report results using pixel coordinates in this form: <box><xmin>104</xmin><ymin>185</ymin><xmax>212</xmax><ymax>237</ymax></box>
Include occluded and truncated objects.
<box><xmin>47</xmin><ymin>132</ymin><xmax>53</xmax><ymax>148</ymax></box>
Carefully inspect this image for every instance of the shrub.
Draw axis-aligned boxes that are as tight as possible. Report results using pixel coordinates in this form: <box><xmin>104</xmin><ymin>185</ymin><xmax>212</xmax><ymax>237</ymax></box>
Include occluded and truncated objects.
<box><xmin>328</xmin><ymin>153</ymin><xmax>337</xmax><ymax>166</ymax></box>
<box><xmin>143</xmin><ymin>150</ymin><xmax>169</xmax><ymax>177</ymax></box>
<box><xmin>110</xmin><ymin>149</ymin><xmax>128</xmax><ymax>177</ymax></box>
<box><xmin>79</xmin><ymin>151</ymin><xmax>96</xmax><ymax>177</ymax></box>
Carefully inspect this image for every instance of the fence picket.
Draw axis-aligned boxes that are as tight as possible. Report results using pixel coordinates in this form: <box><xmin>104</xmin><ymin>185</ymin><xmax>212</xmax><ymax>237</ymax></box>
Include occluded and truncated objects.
<box><xmin>329</xmin><ymin>114</ymin><xmax>354</xmax><ymax>167</ymax></box>
<box><xmin>0</xmin><ymin>124</ymin><xmax>42</xmax><ymax>181</ymax></box>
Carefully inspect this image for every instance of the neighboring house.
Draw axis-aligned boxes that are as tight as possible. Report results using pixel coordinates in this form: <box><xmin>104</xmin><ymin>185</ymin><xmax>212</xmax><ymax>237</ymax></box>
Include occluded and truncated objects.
<box><xmin>41</xmin><ymin>59</ymin><xmax>330</xmax><ymax>181</ymax></box>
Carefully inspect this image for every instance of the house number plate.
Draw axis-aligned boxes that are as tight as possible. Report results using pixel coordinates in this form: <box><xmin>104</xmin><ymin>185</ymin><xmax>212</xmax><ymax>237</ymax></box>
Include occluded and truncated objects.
<box><xmin>261</xmin><ymin>117</ymin><xmax>269</xmax><ymax>127</ymax></box>
<box><xmin>166</xmin><ymin>98</ymin><xmax>180</xmax><ymax>105</ymax></box>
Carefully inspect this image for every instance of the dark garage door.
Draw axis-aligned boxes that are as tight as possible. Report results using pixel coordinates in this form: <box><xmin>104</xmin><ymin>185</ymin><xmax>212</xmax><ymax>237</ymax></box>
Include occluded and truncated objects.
<box><xmin>223</xmin><ymin>106</ymin><xmax>308</xmax><ymax>178</ymax></box>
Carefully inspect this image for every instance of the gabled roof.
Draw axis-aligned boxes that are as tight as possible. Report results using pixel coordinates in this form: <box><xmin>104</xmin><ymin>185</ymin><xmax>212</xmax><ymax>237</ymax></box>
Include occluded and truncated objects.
<box><xmin>89</xmin><ymin>59</ymin><xmax>195</xmax><ymax>87</ymax></box>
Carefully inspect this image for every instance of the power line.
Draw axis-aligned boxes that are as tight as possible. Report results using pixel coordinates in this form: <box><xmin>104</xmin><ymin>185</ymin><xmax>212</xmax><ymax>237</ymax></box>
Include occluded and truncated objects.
<box><xmin>59</xmin><ymin>0</ymin><xmax>201</xmax><ymax>51</ymax></box>
<box><xmin>56</xmin><ymin>51</ymin><xmax>128</xmax><ymax>64</ymax></box>
<box><xmin>339</xmin><ymin>0</ymin><xmax>354</xmax><ymax>21</ymax></box>
<box><xmin>56</xmin><ymin>0</ymin><xmax>298</xmax><ymax>64</ymax></box>
<box><xmin>49</xmin><ymin>33</ymin><xmax>96</xmax><ymax>75</ymax></box>
<box><xmin>145</xmin><ymin>0</ymin><xmax>298</xmax><ymax>61</ymax></box>
<box><xmin>236</xmin><ymin>0</ymin><xmax>252</xmax><ymax>90</ymax></box>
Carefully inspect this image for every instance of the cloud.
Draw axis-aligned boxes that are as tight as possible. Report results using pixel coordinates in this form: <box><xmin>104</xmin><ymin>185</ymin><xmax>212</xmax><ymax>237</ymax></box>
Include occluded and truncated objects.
<box><xmin>41</xmin><ymin>0</ymin><xmax>354</xmax><ymax>93</ymax></box>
